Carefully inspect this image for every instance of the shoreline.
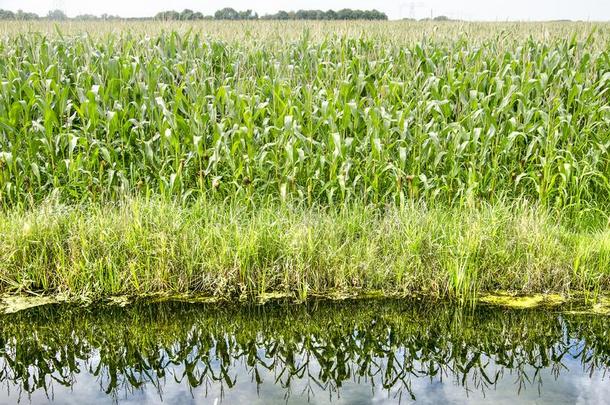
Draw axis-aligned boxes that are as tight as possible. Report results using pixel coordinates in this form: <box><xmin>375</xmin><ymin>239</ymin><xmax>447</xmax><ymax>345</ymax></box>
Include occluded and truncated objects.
<box><xmin>1</xmin><ymin>290</ymin><xmax>609</xmax><ymax>316</ymax></box>
<box><xmin>1</xmin><ymin>198</ymin><xmax>609</xmax><ymax>306</ymax></box>
<box><xmin>0</xmin><ymin>26</ymin><xmax>609</xmax><ymax>315</ymax></box>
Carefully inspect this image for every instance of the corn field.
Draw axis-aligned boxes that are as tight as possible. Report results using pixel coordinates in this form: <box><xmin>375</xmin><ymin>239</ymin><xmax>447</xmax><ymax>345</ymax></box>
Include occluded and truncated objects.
<box><xmin>0</xmin><ymin>22</ymin><xmax>609</xmax><ymax>217</ymax></box>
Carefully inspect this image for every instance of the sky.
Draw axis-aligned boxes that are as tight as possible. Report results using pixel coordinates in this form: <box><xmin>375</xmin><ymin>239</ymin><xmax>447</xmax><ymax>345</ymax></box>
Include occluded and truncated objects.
<box><xmin>1</xmin><ymin>0</ymin><xmax>609</xmax><ymax>21</ymax></box>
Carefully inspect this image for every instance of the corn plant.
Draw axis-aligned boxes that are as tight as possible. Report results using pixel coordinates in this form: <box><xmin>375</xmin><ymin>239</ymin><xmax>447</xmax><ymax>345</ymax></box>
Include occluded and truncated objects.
<box><xmin>0</xmin><ymin>23</ymin><xmax>608</xmax><ymax>222</ymax></box>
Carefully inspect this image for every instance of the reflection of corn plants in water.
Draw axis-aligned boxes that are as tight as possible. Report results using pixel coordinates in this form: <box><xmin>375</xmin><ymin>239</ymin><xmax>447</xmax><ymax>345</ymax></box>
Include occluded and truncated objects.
<box><xmin>0</xmin><ymin>300</ymin><xmax>608</xmax><ymax>403</ymax></box>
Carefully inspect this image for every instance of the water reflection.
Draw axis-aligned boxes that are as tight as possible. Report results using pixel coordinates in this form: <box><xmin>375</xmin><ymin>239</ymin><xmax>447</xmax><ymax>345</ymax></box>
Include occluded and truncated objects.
<box><xmin>0</xmin><ymin>300</ymin><xmax>609</xmax><ymax>404</ymax></box>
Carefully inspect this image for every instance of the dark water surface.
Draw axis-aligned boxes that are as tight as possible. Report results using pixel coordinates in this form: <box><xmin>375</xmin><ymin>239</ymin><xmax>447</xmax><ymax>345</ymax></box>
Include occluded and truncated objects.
<box><xmin>0</xmin><ymin>299</ymin><xmax>609</xmax><ymax>404</ymax></box>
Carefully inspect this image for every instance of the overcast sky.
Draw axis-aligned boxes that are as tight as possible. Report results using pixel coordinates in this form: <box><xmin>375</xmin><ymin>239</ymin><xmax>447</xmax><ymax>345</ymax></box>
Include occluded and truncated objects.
<box><xmin>1</xmin><ymin>0</ymin><xmax>609</xmax><ymax>21</ymax></box>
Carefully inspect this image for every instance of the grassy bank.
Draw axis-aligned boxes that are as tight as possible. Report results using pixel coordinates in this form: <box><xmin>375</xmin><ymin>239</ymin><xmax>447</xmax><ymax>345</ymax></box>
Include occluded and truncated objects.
<box><xmin>0</xmin><ymin>23</ymin><xmax>609</xmax><ymax>300</ymax></box>
<box><xmin>1</xmin><ymin>198</ymin><xmax>608</xmax><ymax>300</ymax></box>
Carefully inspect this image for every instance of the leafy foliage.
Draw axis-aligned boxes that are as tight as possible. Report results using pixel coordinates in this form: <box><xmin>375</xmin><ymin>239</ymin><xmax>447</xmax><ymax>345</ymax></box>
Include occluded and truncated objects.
<box><xmin>0</xmin><ymin>25</ymin><xmax>608</xmax><ymax>218</ymax></box>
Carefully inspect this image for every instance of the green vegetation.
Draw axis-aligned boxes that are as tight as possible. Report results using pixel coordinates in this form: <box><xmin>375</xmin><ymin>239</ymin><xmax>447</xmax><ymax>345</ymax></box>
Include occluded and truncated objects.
<box><xmin>0</xmin><ymin>24</ymin><xmax>608</xmax><ymax>217</ymax></box>
<box><xmin>1</xmin><ymin>198</ymin><xmax>609</xmax><ymax>299</ymax></box>
<box><xmin>0</xmin><ymin>9</ymin><xmax>40</xmax><ymax>20</ymax></box>
<box><xmin>0</xmin><ymin>21</ymin><xmax>609</xmax><ymax>300</ymax></box>
<box><xmin>0</xmin><ymin>8</ymin><xmax>388</xmax><ymax>21</ymax></box>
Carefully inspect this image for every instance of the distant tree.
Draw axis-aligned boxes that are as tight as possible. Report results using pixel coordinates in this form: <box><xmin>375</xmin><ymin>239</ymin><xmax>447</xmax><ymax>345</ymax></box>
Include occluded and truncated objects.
<box><xmin>433</xmin><ymin>15</ymin><xmax>450</xmax><ymax>21</ymax></box>
<box><xmin>214</xmin><ymin>7</ymin><xmax>239</xmax><ymax>20</ymax></box>
<box><xmin>47</xmin><ymin>9</ymin><xmax>68</xmax><ymax>20</ymax></box>
<box><xmin>15</xmin><ymin>9</ymin><xmax>39</xmax><ymax>20</ymax></box>
<box><xmin>336</xmin><ymin>9</ymin><xmax>351</xmax><ymax>20</ymax></box>
<box><xmin>100</xmin><ymin>14</ymin><xmax>121</xmax><ymax>20</ymax></box>
<box><xmin>306</xmin><ymin>10</ymin><xmax>325</xmax><ymax>20</ymax></box>
<box><xmin>261</xmin><ymin>8</ymin><xmax>386</xmax><ymax>21</ymax></box>
<box><xmin>237</xmin><ymin>9</ymin><xmax>257</xmax><ymax>19</ymax></box>
<box><xmin>0</xmin><ymin>7</ymin><xmax>388</xmax><ymax>21</ymax></box>
<box><xmin>180</xmin><ymin>9</ymin><xmax>194</xmax><ymax>20</ymax></box>
<box><xmin>0</xmin><ymin>9</ymin><xmax>15</xmax><ymax>19</ymax></box>
<box><xmin>276</xmin><ymin>10</ymin><xmax>290</xmax><ymax>20</ymax></box>
<box><xmin>324</xmin><ymin>10</ymin><xmax>337</xmax><ymax>20</ymax></box>
<box><xmin>359</xmin><ymin>9</ymin><xmax>386</xmax><ymax>20</ymax></box>
<box><xmin>155</xmin><ymin>10</ymin><xmax>180</xmax><ymax>21</ymax></box>
<box><xmin>75</xmin><ymin>14</ymin><xmax>99</xmax><ymax>21</ymax></box>
<box><xmin>353</xmin><ymin>10</ymin><xmax>366</xmax><ymax>19</ymax></box>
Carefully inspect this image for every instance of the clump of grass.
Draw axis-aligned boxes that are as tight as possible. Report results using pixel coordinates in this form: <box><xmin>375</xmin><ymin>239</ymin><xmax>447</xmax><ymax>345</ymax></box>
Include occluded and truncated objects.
<box><xmin>1</xmin><ymin>198</ymin><xmax>608</xmax><ymax>300</ymax></box>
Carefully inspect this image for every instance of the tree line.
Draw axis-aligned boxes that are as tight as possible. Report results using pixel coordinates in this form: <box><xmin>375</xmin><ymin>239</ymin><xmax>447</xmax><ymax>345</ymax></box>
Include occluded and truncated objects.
<box><xmin>0</xmin><ymin>8</ymin><xmax>388</xmax><ymax>21</ymax></box>
<box><xmin>0</xmin><ymin>9</ymin><xmax>121</xmax><ymax>20</ymax></box>
<box><xmin>0</xmin><ymin>9</ymin><xmax>40</xmax><ymax>20</ymax></box>
<box><xmin>219</xmin><ymin>8</ymin><xmax>388</xmax><ymax>21</ymax></box>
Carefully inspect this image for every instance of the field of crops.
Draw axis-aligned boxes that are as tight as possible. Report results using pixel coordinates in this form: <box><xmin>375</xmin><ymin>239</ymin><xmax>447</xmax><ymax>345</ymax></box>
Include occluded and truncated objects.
<box><xmin>0</xmin><ymin>21</ymin><xmax>609</xmax><ymax>299</ymax></box>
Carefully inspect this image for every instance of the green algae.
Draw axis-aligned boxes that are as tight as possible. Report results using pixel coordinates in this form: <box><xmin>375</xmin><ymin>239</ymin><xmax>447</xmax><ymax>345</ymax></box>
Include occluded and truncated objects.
<box><xmin>477</xmin><ymin>293</ymin><xmax>610</xmax><ymax>316</ymax></box>
<box><xmin>0</xmin><ymin>295</ymin><xmax>63</xmax><ymax>314</ymax></box>
<box><xmin>591</xmin><ymin>298</ymin><xmax>610</xmax><ymax>315</ymax></box>
<box><xmin>478</xmin><ymin>293</ymin><xmax>566</xmax><ymax>309</ymax></box>
<box><xmin>2</xmin><ymin>291</ymin><xmax>610</xmax><ymax>315</ymax></box>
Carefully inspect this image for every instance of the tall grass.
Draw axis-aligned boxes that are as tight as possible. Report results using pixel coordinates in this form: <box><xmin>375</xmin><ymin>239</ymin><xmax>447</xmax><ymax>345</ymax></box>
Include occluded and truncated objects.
<box><xmin>1</xmin><ymin>198</ymin><xmax>608</xmax><ymax>299</ymax></box>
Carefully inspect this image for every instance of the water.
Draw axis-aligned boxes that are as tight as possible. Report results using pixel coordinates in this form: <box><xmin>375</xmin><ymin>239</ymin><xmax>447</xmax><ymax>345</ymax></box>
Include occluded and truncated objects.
<box><xmin>0</xmin><ymin>299</ymin><xmax>608</xmax><ymax>404</ymax></box>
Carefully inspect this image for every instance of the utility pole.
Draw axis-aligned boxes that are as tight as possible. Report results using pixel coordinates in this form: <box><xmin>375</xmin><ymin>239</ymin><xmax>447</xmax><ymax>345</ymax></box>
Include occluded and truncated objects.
<box><xmin>399</xmin><ymin>2</ymin><xmax>426</xmax><ymax>19</ymax></box>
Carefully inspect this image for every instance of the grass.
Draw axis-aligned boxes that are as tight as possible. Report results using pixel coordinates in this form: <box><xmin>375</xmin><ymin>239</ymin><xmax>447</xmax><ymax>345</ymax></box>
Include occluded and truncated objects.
<box><xmin>1</xmin><ymin>197</ymin><xmax>608</xmax><ymax>300</ymax></box>
<box><xmin>0</xmin><ymin>21</ymin><xmax>609</xmax><ymax>300</ymax></box>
